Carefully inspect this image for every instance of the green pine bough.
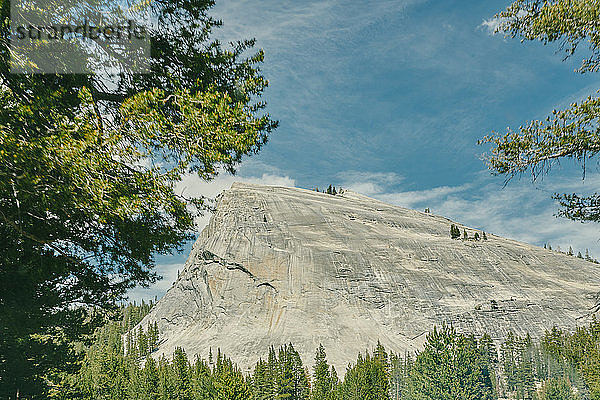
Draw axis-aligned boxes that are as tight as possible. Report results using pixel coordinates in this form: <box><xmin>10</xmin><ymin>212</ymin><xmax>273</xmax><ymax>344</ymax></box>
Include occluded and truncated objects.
<box><xmin>0</xmin><ymin>0</ymin><xmax>277</xmax><ymax>396</ymax></box>
<box><xmin>480</xmin><ymin>0</ymin><xmax>600</xmax><ymax>225</ymax></box>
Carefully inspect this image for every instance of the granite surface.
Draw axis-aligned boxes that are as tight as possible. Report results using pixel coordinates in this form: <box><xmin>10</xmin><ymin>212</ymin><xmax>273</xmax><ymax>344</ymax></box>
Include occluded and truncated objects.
<box><xmin>138</xmin><ymin>182</ymin><xmax>600</xmax><ymax>373</ymax></box>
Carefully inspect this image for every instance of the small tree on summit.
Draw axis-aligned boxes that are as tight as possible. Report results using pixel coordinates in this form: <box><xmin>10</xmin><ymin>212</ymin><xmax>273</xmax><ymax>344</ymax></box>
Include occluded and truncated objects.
<box><xmin>450</xmin><ymin>225</ymin><xmax>461</xmax><ymax>239</ymax></box>
<box><xmin>325</xmin><ymin>185</ymin><xmax>338</xmax><ymax>195</ymax></box>
<box><xmin>463</xmin><ymin>229</ymin><xmax>468</xmax><ymax>240</ymax></box>
<box><xmin>483</xmin><ymin>231</ymin><xmax>488</xmax><ymax>240</ymax></box>
<box><xmin>474</xmin><ymin>232</ymin><xmax>480</xmax><ymax>241</ymax></box>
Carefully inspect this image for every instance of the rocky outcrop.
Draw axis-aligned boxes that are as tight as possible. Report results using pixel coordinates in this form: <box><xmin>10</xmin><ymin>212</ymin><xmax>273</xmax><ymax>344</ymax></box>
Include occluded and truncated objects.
<box><xmin>138</xmin><ymin>182</ymin><xmax>600</xmax><ymax>373</ymax></box>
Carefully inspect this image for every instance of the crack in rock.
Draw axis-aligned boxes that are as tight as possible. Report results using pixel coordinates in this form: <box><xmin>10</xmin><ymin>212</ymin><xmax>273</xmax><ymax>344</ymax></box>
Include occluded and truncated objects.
<box><xmin>200</xmin><ymin>249</ymin><xmax>277</xmax><ymax>292</ymax></box>
<box><xmin>257</xmin><ymin>282</ymin><xmax>278</xmax><ymax>292</ymax></box>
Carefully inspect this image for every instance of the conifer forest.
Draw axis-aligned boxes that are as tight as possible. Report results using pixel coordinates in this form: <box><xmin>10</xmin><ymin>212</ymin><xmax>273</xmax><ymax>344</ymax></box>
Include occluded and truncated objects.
<box><xmin>51</xmin><ymin>303</ymin><xmax>600</xmax><ymax>400</ymax></box>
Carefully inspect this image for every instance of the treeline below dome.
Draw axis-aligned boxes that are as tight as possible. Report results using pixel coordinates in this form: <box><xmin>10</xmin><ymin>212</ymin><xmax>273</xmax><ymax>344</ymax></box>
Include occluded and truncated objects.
<box><xmin>49</xmin><ymin>303</ymin><xmax>600</xmax><ymax>400</ymax></box>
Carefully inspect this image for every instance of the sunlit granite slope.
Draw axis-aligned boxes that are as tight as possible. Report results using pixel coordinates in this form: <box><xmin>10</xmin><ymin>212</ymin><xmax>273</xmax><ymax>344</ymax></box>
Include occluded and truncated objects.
<box><xmin>138</xmin><ymin>182</ymin><xmax>600</xmax><ymax>373</ymax></box>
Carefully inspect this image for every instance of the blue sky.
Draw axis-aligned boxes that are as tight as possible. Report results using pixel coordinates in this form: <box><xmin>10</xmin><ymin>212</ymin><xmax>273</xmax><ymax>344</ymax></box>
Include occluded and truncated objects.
<box><xmin>128</xmin><ymin>0</ymin><xmax>600</xmax><ymax>301</ymax></box>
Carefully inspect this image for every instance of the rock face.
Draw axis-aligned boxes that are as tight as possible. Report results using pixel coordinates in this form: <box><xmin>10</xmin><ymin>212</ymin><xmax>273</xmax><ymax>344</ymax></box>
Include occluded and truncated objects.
<box><xmin>139</xmin><ymin>182</ymin><xmax>600</xmax><ymax>373</ymax></box>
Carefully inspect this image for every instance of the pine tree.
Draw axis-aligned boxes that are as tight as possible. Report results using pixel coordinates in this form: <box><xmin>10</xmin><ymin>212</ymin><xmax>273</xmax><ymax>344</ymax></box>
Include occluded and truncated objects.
<box><xmin>149</xmin><ymin>322</ymin><xmax>159</xmax><ymax>352</ymax></box>
<box><xmin>278</xmin><ymin>345</ymin><xmax>295</xmax><ymax>399</ymax></box>
<box><xmin>213</xmin><ymin>356</ymin><xmax>252</xmax><ymax>400</ymax></box>
<box><xmin>372</xmin><ymin>341</ymin><xmax>390</xmax><ymax>400</ymax></box>
<box><xmin>172</xmin><ymin>347</ymin><xmax>193</xmax><ymax>400</ymax></box>
<box><xmin>330</xmin><ymin>366</ymin><xmax>340</xmax><ymax>400</ymax></box>
<box><xmin>266</xmin><ymin>346</ymin><xmax>278</xmax><ymax>398</ymax></box>
<box><xmin>516</xmin><ymin>335</ymin><xmax>536</xmax><ymax>400</ymax></box>
<box><xmin>338</xmin><ymin>344</ymin><xmax>391</xmax><ymax>400</ymax></box>
<box><xmin>479</xmin><ymin>334</ymin><xmax>499</xmax><ymax>398</ymax></box>
<box><xmin>287</xmin><ymin>344</ymin><xmax>310</xmax><ymax>400</ymax></box>
<box><xmin>252</xmin><ymin>359</ymin><xmax>270</xmax><ymax>400</ymax></box>
<box><xmin>193</xmin><ymin>356</ymin><xmax>216</xmax><ymax>398</ymax></box>
<box><xmin>540</xmin><ymin>377</ymin><xmax>577</xmax><ymax>400</ymax></box>
<box><xmin>450</xmin><ymin>225</ymin><xmax>460</xmax><ymax>239</ymax></box>
<box><xmin>389</xmin><ymin>351</ymin><xmax>414</xmax><ymax>400</ymax></box>
<box><xmin>339</xmin><ymin>352</ymin><xmax>369</xmax><ymax>400</ymax></box>
<box><xmin>474</xmin><ymin>232</ymin><xmax>480</xmax><ymax>241</ymax></box>
<box><xmin>138</xmin><ymin>326</ymin><xmax>149</xmax><ymax>357</ymax></box>
<box><xmin>158</xmin><ymin>355</ymin><xmax>176</xmax><ymax>399</ymax></box>
<box><xmin>312</xmin><ymin>344</ymin><xmax>332</xmax><ymax>400</ymax></box>
<box><xmin>140</xmin><ymin>356</ymin><xmax>160</xmax><ymax>400</ymax></box>
<box><xmin>463</xmin><ymin>229</ymin><xmax>468</xmax><ymax>240</ymax></box>
<box><xmin>127</xmin><ymin>358</ymin><xmax>144</xmax><ymax>399</ymax></box>
<box><xmin>568</xmin><ymin>246</ymin><xmax>574</xmax><ymax>256</ymax></box>
<box><xmin>408</xmin><ymin>324</ymin><xmax>494</xmax><ymax>400</ymax></box>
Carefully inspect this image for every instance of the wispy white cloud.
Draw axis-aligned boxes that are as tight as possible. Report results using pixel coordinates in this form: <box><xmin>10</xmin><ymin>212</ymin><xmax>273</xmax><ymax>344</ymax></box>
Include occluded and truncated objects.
<box><xmin>378</xmin><ymin>183</ymin><xmax>473</xmax><ymax>207</ymax></box>
<box><xmin>211</xmin><ymin>0</ymin><xmax>426</xmax><ymax>45</ymax></box>
<box><xmin>341</xmin><ymin>169</ymin><xmax>600</xmax><ymax>256</ymax></box>
<box><xmin>479</xmin><ymin>9</ymin><xmax>528</xmax><ymax>36</ymax></box>
<box><xmin>337</xmin><ymin>171</ymin><xmax>403</xmax><ymax>195</ymax></box>
<box><xmin>480</xmin><ymin>17</ymin><xmax>502</xmax><ymax>35</ymax></box>
<box><xmin>427</xmin><ymin>179</ymin><xmax>600</xmax><ymax>256</ymax></box>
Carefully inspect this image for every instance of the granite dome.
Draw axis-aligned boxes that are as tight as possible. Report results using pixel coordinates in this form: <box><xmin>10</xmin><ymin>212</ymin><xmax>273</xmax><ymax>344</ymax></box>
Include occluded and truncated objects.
<box><xmin>138</xmin><ymin>182</ymin><xmax>600</xmax><ymax>373</ymax></box>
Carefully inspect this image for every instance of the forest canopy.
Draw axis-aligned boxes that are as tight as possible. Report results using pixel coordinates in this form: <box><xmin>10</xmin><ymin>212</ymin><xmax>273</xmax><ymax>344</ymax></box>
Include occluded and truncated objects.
<box><xmin>56</xmin><ymin>303</ymin><xmax>600</xmax><ymax>400</ymax></box>
<box><xmin>0</xmin><ymin>0</ymin><xmax>277</xmax><ymax>396</ymax></box>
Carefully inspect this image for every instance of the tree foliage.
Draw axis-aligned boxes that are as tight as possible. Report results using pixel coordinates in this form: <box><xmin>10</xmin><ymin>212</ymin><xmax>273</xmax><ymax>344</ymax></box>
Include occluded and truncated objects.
<box><xmin>312</xmin><ymin>344</ymin><xmax>333</xmax><ymax>400</ymax></box>
<box><xmin>450</xmin><ymin>224</ymin><xmax>461</xmax><ymax>239</ymax></box>
<box><xmin>480</xmin><ymin>0</ymin><xmax>600</xmax><ymax>225</ymax></box>
<box><xmin>540</xmin><ymin>377</ymin><xmax>578</xmax><ymax>400</ymax></box>
<box><xmin>0</xmin><ymin>0</ymin><xmax>277</xmax><ymax>396</ymax></box>
<box><xmin>491</xmin><ymin>0</ymin><xmax>600</xmax><ymax>73</ymax></box>
<box><xmin>251</xmin><ymin>344</ymin><xmax>309</xmax><ymax>400</ymax></box>
<box><xmin>44</xmin><ymin>306</ymin><xmax>600</xmax><ymax>400</ymax></box>
<box><xmin>404</xmin><ymin>324</ymin><xmax>495</xmax><ymax>400</ymax></box>
<box><xmin>339</xmin><ymin>342</ymin><xmax>390</xmax><ymax>400</ymax></box>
